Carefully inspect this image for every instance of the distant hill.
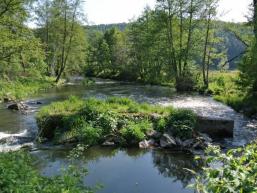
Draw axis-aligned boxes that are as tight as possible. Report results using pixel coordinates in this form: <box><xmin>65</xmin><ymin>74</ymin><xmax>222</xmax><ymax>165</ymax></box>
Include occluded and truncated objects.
<box><xmin>88</xmin><ymin>23</ymin><xmax>127</xmax><ymax>32</ymax></box>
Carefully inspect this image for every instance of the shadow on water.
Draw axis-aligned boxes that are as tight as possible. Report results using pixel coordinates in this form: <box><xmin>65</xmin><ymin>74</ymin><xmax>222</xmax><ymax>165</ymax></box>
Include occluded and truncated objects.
<box><xmin>33</xmin><ymin>147</ymin><xmax>202</xmax><ymax>193</ymax></box>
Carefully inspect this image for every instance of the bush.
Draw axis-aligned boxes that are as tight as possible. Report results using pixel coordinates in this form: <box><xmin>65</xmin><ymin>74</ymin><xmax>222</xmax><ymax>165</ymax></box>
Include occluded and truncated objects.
<box><xmin>0</xmin><ymin>151</ymin><xmax>93</xmax><ymax>193</ymax></box>
<box><xmin>120</xmin><ymin>121</ymin><xmax>152</xmax><ymax>145</ymax></box>
<box><xmin>193</xmin><ymin>143</ymin><xmax>257</xmax><ymax>193</ymax></box>
<box><xmin>166</xmin><ymin>109</ymin><xmax>197</xmax><ymax>140</ymax></box>
<box><xmin>79</xmin><ymin>124</ymin><xmax>103</xmax><ymax>145</ymax></box>
<box><xmin>155</xmin><ymin>117</ymin><xmax>167</xmax><ymax>133</ymax></box>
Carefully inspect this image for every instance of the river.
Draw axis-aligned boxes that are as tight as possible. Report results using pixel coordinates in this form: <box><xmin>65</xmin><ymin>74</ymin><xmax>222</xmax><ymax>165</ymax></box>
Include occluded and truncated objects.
<box><xmin>0</xmin><ymin>78</ymin><xmax>256</xmax><ymax>193</ymax></box>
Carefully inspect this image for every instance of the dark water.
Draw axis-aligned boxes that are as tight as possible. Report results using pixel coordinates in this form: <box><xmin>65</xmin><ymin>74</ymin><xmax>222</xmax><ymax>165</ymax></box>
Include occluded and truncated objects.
<box><xmin>34</xmin><ymin>147</ymin><xmax>200</xmax><ymax>193</ymax></box>
<box><xmin>0</xmin><ymin>78</ymin><xmax>256</xmax><ymax>192</ymax></box>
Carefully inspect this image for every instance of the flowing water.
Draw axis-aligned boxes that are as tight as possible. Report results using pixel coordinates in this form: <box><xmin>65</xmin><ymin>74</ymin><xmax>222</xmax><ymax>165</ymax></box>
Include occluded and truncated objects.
<box><xmin>0</xmin><ymin>78</ymin><xmax>256</xmax><ymax>193</ymax></box>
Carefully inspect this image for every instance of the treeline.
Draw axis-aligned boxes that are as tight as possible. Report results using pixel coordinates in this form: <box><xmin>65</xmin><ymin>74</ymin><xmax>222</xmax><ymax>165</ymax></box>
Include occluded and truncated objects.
<box><xmin>0</xmin><ymin>0</ymin><xmax>256</xmax><ymax>95</ymax></box>
<box><xmin>86</xmin><ymin>0</ymin><xmax>252</xmax><ymax>91</ymax></box>
<box><xmin>88</xmin><ymin>22</ymin><xmax>248</xmax><ymax>70</ymax></box>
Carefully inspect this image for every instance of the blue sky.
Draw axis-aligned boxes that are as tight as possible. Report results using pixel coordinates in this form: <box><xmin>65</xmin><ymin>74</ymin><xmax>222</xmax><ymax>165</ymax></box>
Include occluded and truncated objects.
<box><xmin>84</xmin><ymin>0</ymin><xmax>252</xmax><ymax>25</ymax></box>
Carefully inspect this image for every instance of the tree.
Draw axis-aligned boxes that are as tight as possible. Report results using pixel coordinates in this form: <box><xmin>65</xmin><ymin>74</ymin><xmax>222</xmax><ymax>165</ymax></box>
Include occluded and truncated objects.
<box><xmin>34</xmin><ymin>0</ymin><xmax>87</xmax><ymax>82</ymax></box>
<box><xmin>0</xmin><ymin>0</ymin><xmax>45</xmax><ymax>78</ymax></box>
<box><xmin>239</xmin><ymin>0</ymin><xmax>257</xmax><ymax>96</ymax></box>
<box><xmin>201</xmin><ymin>0</ymin><xmax>219</xmax><ymax>89</ymax></box>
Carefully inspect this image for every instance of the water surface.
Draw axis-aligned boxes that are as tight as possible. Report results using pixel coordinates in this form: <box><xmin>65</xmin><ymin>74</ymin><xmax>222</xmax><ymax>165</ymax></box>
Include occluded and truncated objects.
<box><xmin>0</xmin><ymin>78</ymin><xmax>256</xmax><ymax>193</ymax></box>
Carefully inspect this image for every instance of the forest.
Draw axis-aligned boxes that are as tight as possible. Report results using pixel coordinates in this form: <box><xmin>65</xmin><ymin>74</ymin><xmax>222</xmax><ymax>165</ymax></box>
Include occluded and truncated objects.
<box><xmin>0</xmin><ymin>0</ymin><xmax>257</xmax><ymax>193</ymax></box>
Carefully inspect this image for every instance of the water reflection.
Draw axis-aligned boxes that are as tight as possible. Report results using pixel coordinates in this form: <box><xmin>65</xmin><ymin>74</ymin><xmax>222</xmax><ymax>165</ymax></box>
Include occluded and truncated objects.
<box><xmin>152</xmin><ymin>150</ymin><xmax>202</xmax><ymax>187</ymax></box>
<box><xmin>34</xmin><ymin>147</ymin><xmax>201</xmax><ymax>193</ymax></box>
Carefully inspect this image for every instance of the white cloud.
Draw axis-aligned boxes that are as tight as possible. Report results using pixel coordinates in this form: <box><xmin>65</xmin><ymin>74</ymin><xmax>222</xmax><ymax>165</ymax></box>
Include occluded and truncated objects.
<box><xmin>84</xmin><ymin>0</ymin><xmax>252</xmax><ymax>25</ymax></box>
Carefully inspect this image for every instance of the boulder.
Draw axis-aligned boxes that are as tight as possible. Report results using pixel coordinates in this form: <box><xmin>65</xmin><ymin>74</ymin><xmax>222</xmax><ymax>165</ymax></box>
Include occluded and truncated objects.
<box><xmin>27</xmin><ymin>101</ymin><xmax>42</xmax><ymax>105</ymax></box>
<box><xmin>146</xmin><ymin>130</ymin><xmax>162</xmax><ymax>139</ymax></box>
<box><xmin>139</xmin><ymin>139</ymin><xmax>156</xmax><ymax>149</ymax></box>
<box><xmin>7</xmin><ymin>102</ymin><xmax>29</xmax><ymax>111</ymax></box>
<box><xmin>160</xmin><ymin>133</ymin><xmax>176</xmax><ymax>148</ymax></box>
<box><xmin>182</xmin><ymin>139</ymin><xmax>194</xmax><ymax>148</ymax></box>
<box><xmin>102</xmin><ymin>141</ymin><xmax>115</xmax><ymax>146</ymax></box>
<box><xmin>3</xmin><ymin>97</ymin><xmax>11</xmax><ymax>103</ymax></box>
<box><xmin>196</xmin><ymin>116</ymin><xmax>234</xmax><ymax>138</ymax></box>
<box><xmin>175</xmin><ymin>137</ymin><xmax>183</xmax><ymax>146</ymax></box>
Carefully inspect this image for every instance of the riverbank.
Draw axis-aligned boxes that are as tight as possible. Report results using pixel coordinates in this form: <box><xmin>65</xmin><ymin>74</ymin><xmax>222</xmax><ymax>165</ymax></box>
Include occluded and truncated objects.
<box><xmin>207</xmin><ymin>71</ymin><xmax>257</xmax><ymax>117</ymax></box>
<box><xmin>0</xmin><ymin>77</ymin><xmax>59</xmax><ymax>102</ymax></box>
<box><xmin>92</xmin><ymin>71</ymin><xmax>257</xmax><ymax>118</ymax></box>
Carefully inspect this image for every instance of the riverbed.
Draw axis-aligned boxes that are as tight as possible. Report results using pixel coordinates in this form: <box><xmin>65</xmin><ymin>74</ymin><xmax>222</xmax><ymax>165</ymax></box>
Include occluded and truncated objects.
<box><xmin>0</xmin><ymin>78</ymin><xmax>256</xmax><ymax>193</ymax></box>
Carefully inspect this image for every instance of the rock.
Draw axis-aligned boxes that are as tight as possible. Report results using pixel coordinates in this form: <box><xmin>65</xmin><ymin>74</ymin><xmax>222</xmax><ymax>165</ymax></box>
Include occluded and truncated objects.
<box><xmin>150</xmin><ymin>113</ymin><xmax>162</xmax><ymax>121</ymax></box>
<box><xmin>7</xmin><ymin>103</ymin><xmax>20</xmax><ymax>110</ymax></box>
<box><xmin>160</xmin><ymin>133</ymin><xmax>176</xmax><ymax>148</ymax></box>
<box><xmin>146</xmin><ymin>130</ymin><xmax>162</xmax><ymax>139</ymax></box>
<box><xmin>175</xmin><ymin>137</ymin><xmax>183</xmax><ymax>146</ymax></box>
<box><xmin>8</xmin><ymin>102</ymin><xmax>29</xmax><ymax>111</ymax></box>
<box><xmin>192</xmin><ymin>141</ymin><xmax>202</xmax><ymax>149</ymax></box>
<box><xmin>196</xmin><ymin>116</ymin><xmax>234</xmax><ymax>138</ymax></box>
<box><xmin>198</xmin><ymin>133</ymin><xmax>212</xmax><ymax>143</ymax></box>
<box><xmin>139</xmin><ymin>139</ymin><xmax>156</xmax><ymax>149</ymax></box>
<box><xmin>182</xmin><ymin>139</ymin><xmax>194</xmax><ymax>148</ymax></box>
<box><xmin>27</xmin><ymin>101</ymin><xmax>42</xmax><ymax>105</ymax></box>
<box><xmin>3</xmin><ymin>97</ymin><xmax>11</xmax><ymax>103</ymax></box>
<box><xmin>139</xmin><ymin>140</ymin><xmax>149</xmax><ymax>149</ymax></box>
<box><xmin>102</xmin><ymin>141</ymin><xmax>115</xmax><ymax>146</ymax></box>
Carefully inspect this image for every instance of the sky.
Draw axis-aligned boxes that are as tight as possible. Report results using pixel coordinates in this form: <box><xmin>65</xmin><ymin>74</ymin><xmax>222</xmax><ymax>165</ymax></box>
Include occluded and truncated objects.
<box><xmin>84</xmin><ymin>0</ymin><xmax>252</xmax><ymax>25</ymax></box>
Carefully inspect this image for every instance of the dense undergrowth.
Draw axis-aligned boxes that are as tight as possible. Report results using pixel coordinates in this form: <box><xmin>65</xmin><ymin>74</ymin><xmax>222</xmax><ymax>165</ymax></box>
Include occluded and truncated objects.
<box><xmin>193</xmin><ymin>142</ymin><xmax>257</xmax><ymax>193</ymax></box>
<box><xmin>0</xmin><ymin>76</ymin><xmax>56</xmax><ymax>101</ymax></box>
<box><xmin>36</xmin><ymin>97</ymin><xmax>197</xmax><ymax>146</ymax></box>
<box><xmin>0</xmin><ymin>151</ymin><xmax>93</xmax><ymax>193</ymax></box>
<box><xmin>203</xmin><ymin>71</ymin><xmax>257</xmax><ymax>117</ymax></box>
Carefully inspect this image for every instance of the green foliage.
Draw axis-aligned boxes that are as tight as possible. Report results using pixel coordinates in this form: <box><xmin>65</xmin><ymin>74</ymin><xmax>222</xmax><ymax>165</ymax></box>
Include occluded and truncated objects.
<box><xmin>156</xmin><ymin>117</ymin><xmax>167</xmax><ymax>133</ymax></box>
<box><xmin>204</xmin><ymin>71</ymin><xmax>257</xmax><ymax>116</ymax></box>
<box><xmin>120</xmin><ymin>121</ymin><xmax>152</xmax><ymax>145</ymax></box>
<box><xmin>37</xmin><ymin>97</ymin><xmax>179</xmax><ymax>146</ymax></box>
<box><xmin>166</xmin><ymin>109</ymin><xmax>197</xmax><ymax>140</ymax></box>
<box><xmin>0</xmin><ymin>151</ymin><xmax>93</xmax><ymax>193</ymax></box>
<box><xmin>0</xmin><ymin>0</ymin><xmax>46</xmax><ymax>79</ymax></box>
<box><xmin>193</xmin><ymin>143</ymin><xmax>257</xmax><ymax>193</ymax></box>
<box><xmin>34</xmin><ymin>0</ymin><xmax>87</xmax><ymax>81</ymax></box>
<box><xmin>79</xmin><ymin>124</ymin><xmax>103</xmax><ymax>146</ymax></box>
<box><xmin>0</xmin><ymin>77</ymin><xmax>55</xmax><ymax>101</ymax></box>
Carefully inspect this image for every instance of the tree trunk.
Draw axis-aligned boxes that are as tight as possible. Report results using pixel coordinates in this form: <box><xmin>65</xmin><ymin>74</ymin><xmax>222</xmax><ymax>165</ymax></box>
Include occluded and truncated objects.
<box><xmin>56</xmin><ymin>0</ymin><xmax>68</xmax><ymax>83</ymax></box>
<box><xmin>254</xmin><ymin>0</ymin><xmax>257</xmax><ymax>39</ymax></box>
<box><xmin>183</xmin><ymin>0</ymin><xmax>194</xmax><ymax>72</ymax></box>
<box><xmin>202</xmin><ymin>11</ymin><xmax>211</xmax><ymax>89</ymax></box>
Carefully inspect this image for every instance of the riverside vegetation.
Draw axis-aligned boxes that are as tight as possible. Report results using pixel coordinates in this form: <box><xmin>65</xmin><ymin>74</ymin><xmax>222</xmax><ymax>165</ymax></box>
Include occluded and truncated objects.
<box><xmin>1</xmin><ymin>0</ymin><xmax>257</xmax><ymax>192</ymax></box>
<box><xmin>36</xmin><ymin>97</ymin><xmax>210</xmax><ymax>150</ymax></box>
<box><xmin>0</xmin><ymin>151</ymin><xmax>96</xmax><ymax>193</ymax></box>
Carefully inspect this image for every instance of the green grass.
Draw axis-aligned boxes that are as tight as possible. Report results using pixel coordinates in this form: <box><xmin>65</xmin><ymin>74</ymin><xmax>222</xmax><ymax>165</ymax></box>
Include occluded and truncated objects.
<box><xmin>36</xmin><ymin>97</ymin><xmax>197</xmax><ymax>146</ymax></box>
<box><xmin>204</xmin><ymin>71</ymin><xmax>257</xmax><ymax>116</ymax></box>
<box><xmin>0</xmin><ymin>151</ymin><xmax>93</xmax><ymax>193</ymax></box>
<box><xmin>0</xmin><ymin>76</ymin><xmax>56</xmax><ymax>101</ymax></box>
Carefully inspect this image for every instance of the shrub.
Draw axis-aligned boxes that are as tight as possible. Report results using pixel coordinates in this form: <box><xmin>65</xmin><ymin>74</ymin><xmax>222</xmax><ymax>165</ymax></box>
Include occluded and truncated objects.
<box><xmin>166</xmin><ymin>109</ymin><xmax>197</xmax><ymax>140</ymax></box>
<box><xmin>0</xmin><ymin>151</ymin><xmax>93</xmax><ymax>193</ymax></box>
<box><xmin>120</xmin><ymin>121</ymin><xmax>152</xmax><ymax>145</ymax></box>
<box><xmin>193</xmin><ymin>143</ymin><xmax>257</xmax><ymax>193</ymax></box>
<box><xmin>155</xmin><ymin>117</ymin><xmax>167</xmax><ymax>133</ymax></box>
<box><xmin>79</xmin><ymin>124</ymin><xmax>103</xmax><ymax>146</ymax></box>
